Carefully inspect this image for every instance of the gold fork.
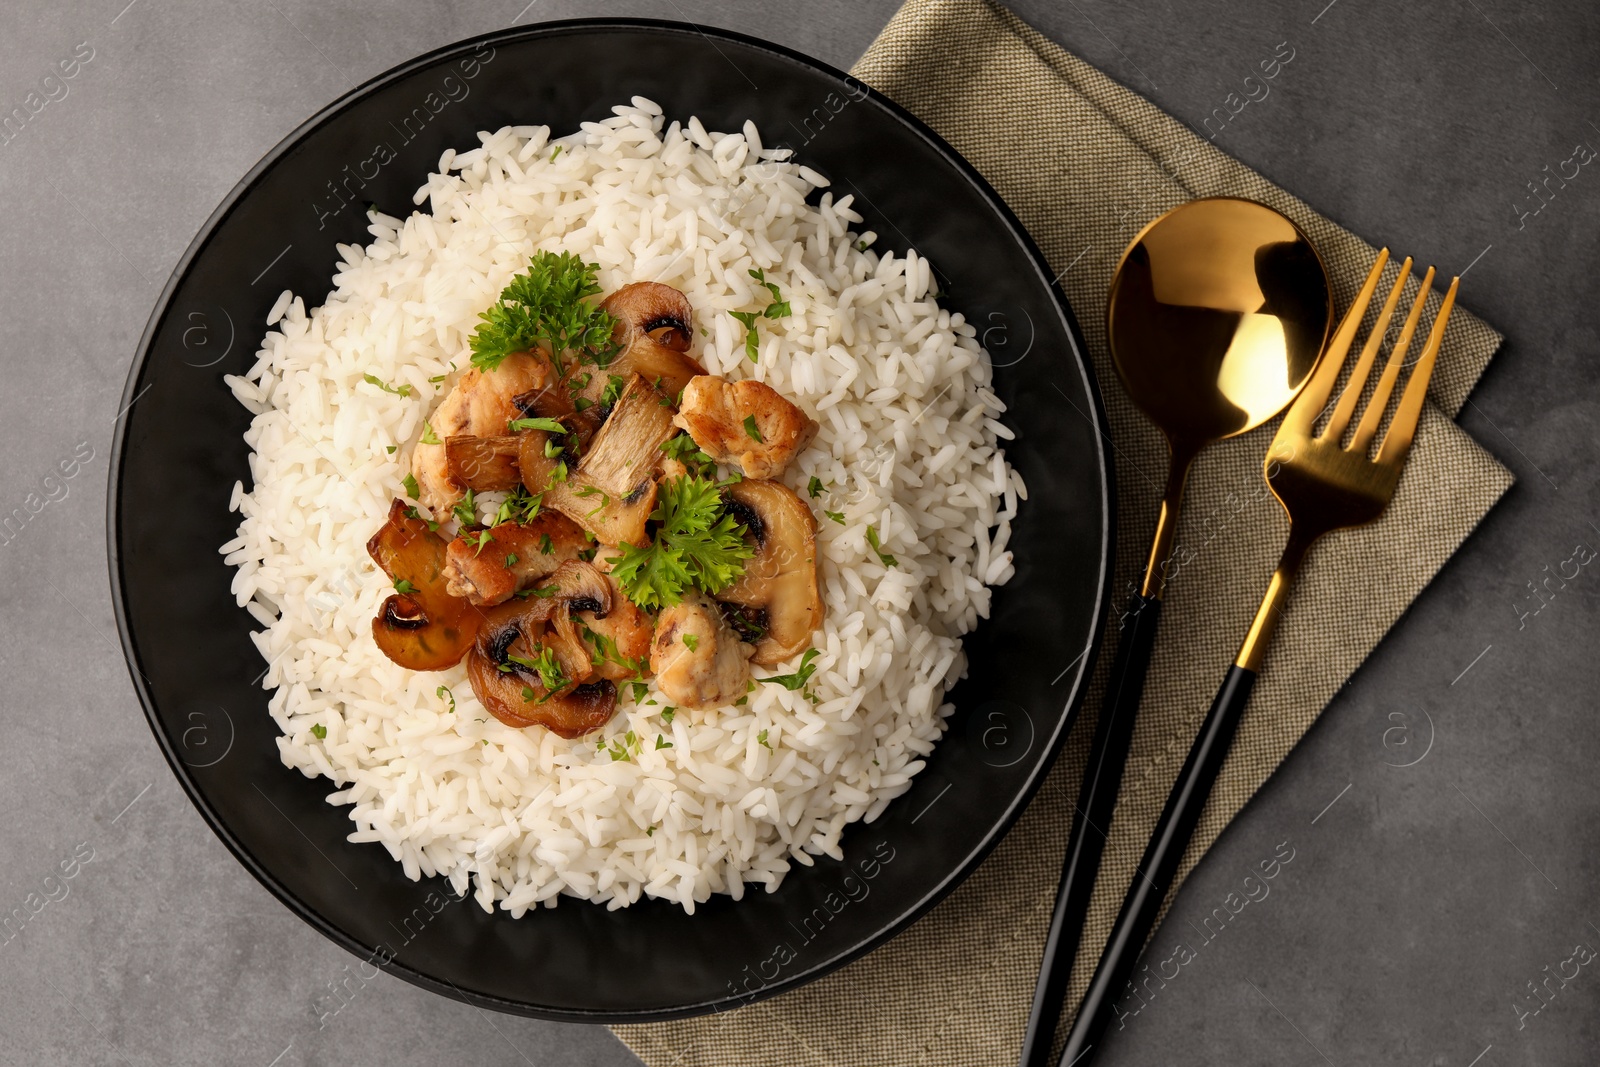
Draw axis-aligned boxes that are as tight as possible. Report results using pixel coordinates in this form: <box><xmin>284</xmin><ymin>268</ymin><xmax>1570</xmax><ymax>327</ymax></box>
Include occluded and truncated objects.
<box><xmin>1058</xmin><ymin>250</ymin><xmax>1459</xmax><ymax>1065</ymax></box>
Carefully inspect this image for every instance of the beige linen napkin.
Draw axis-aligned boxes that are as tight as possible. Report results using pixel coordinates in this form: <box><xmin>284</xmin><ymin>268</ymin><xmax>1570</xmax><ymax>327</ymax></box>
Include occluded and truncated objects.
<box><xmin>616</xmin><ymin>1</ymin><xmax>1514</xmax><ymax>1063</ymax></box>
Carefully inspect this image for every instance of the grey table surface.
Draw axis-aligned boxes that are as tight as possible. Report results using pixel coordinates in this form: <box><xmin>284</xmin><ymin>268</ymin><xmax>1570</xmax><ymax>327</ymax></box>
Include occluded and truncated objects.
<box><xmin>3</xmin><ymin>0</ymin><xmax>1596</xmax><ymax>1064</ymax></box>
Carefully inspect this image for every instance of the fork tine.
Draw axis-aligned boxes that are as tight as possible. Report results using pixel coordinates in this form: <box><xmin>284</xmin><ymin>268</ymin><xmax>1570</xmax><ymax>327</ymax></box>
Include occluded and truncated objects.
<box><xmin>1376</xmin><ymin>274</ymin><xmax>1458</xmax><ymax>466</ymax></box>
<box><xmin>1322</xmin><ymin>257</ymin><xmax>1413</xmax><ymax>443</ymax></box>
<box><xmin>1350</xmin><ymin>265</ymin><xmax>1435</xmax><ymax>455</ymax></box>
<box><xmin>1282</xmin><ymin>248</ymin><xmax>1391</xmax><ymax>435</ymax></box>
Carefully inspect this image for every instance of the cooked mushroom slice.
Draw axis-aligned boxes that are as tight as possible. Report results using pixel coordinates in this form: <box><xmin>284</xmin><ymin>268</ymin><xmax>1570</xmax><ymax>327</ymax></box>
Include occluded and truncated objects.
<box><xmin>366</xmin><ymin>499</ymin><xmax>482</xmax><ymax>670</ymax></box>
<box><xmin>441</xmin><ymin>510</ymin><xmax>588</xmax><ymax>606</ymax></box>
<box><xmin>517</xmin><ymin>428</ymin><xmax>657</xmax><ymax>547</ymax></box>
<box><xmin>444</xmin><ymin>434</ymin><xmax>523</xmax><ymax>492</ymax></box>
<box><xmin>463</xmin><ymin>563</ymin><xmax>619</xmax><ymax>738</ymax></box>
<box><xmin>580</xmin><ymin>374</ymin><xmax>679</xmax><ymax>498</ymax></box>
<box><xmin>717</xmin><ymin>479</ymin><xmax>823</xmax><ymax>666</ymax></box>
<box><xmin>674</xmin><ymin>376</ymin><xmax>818</xmax><ymax>480</ymax></box>
<box><xmin>466</xmin><ymin>609</ymin><xmax>615</xmax><ymax>737</ymax></box>
<box><xmin>412</xmin><ymin>352</ymin><xmax>553</xmax><ymax>519</ymax></box>
<box><xmin>650</xmin><ymin>590</ymin><xmax>754</xmax><ymax>710</ymax></box>
<box><xmin>571</xmin><ymin>283</ymin><xmax>706</xmax><ymax>411</ymax></box>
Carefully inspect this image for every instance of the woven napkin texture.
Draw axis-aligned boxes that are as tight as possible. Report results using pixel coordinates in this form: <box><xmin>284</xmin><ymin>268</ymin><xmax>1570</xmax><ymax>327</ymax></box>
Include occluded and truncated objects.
<box><xmin>616</xmin><ymin>1</ymin><xmax>1514</xmax><ymax>1063</ymax></box>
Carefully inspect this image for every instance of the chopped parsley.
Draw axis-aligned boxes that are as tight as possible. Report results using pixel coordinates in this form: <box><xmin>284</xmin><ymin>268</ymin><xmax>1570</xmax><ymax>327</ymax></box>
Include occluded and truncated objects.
<box><xmin>807</xmin><ymin>476</ymin><xmax>824</xmax><ymax>499</ymax></box>
<box><xmin>402</xmin><ymin>473</ymin><xmax>421</xmax><ymax>500</ymax></box>
<box><xmin>468</xmin><ymin>251</ymin><xmax>617</xmax><ymax>374</ymax></box>
<box><xmin>748</xmin><ymin>267</ymin><xmax>792</xmax><ymax>319</ymax></box>
<box><xmin>607</xmin><ymin>475</ymin><xmax>754</xmax><ymax>610</ymax></box>
<box><xmin>600</xmin><ymin>374</ymin><xmax>626</xmax><ymax>409</ymax></box>
<box><xmin>579</xmin><ymin>623</ymin><xmax>648</xmax><ymax>676</ymax></box>
<box><xmin>539</xmin><ymin>532</ymin><xmax>554</xmax><ymax>555</ymax></box>
<box><xmin>757</xmin><ymin>729</ymin><xmax>772</xmax><ymax>750</ymax></box>
<box><xmin>575</xmin><ymin>484</ymin><xmax>610</xmax><ymax>507</ymax></box>
<box><xmin>760</xmin><ymin>648</ymin><xmax>821</xmax><ymax>691</ymax></box>
<box><xmin>505</xmin><ymin>552</ymin><xmax>519</xmax><ymax>567</ymax></box>
<box><xmin>573</xmin><ymin>396</ymin><xmax>594</xmax><ymax>412</ymax></box>
<box><xmin>728</xmin><ymin>268</ymin><xmax>792</xmax><ymax>362</ymax></box>
<box><xmin>606</xmin><ymin>729</ymin><xmax>641</xmax><ymax>762</ymax></box>
<box><xmin>385</xmin><ymin>444</ymin><xmax>398</xmax><ymax>455</ymax></box>
<box><xmin>655</xmin><ymin>735</ymin><xmax>673</xmax><ymax>750</ymax></box>
<box><xmin>363</xmin><ymin>373</ymin><xmax>412</xmax><ymax>398</ymax></box>
<box><xmin>682</xmin><ymin>633</ymin><xmax>699</xmax><ymax>652</ymax></box>
<box><xmin>436</xmin><ymin>685</ymin><xmax>456</xmax><ymax>714</ymax></box>
<box><xmin>493</xmin><ymin>485</ymin><xmax>542</xmax><ymax>526</ymax></box>
<box><xmin>742</xmin><ymin>415</ymin><xmax>764</xmax><ymax>443</ymax></box>
<box><xmin>508</xmin><ymin>645</ymin><xmax>567</xmax><ymax>692</ymax></box>
<box><xmin>866</xmin><ymin>525</ymin><xmax>898</xmax><ymax>567</ymax></box>
<box><xmin>508</xmin><ymin>415</ymin><xmax>566</xmax><ymax>434</ymax></box>
<box><xmin>465</xmin><ymin>529</ymin><xmax>494</xmax><ymax>556</ymax></box>
<box><xmin>550</xmin><ymin>144</ymin><xmax>563</xmax><ymax>161</ymax></box>
<box><xmin>420</xmin><ymin>421</ymin><xmax>441</xmax><ymax>445</ymax></box>
<box><xmin>660</xmin><ymin>707</ymin><xmax>676</xmax><ymax>725</ymax></box>
<box><xmin>311</xmin><ymin>723</ymin><xmax>327</xmax><ymax>740</ymax></box>
<box><xmin>393</xmin><ymin>577</ymin><xmax>416</xmax><ymax>595</ymax></box>
<box><xmin>629</xmin><ymin>681</ymin><xmax>650</xmax><ymax>703</ymax></box>
<box><xmin>403</xmin><ymin>505</ymin><xmax>440</xmax><ymax>533</ymax></box>
<box><xmin>728</xmin><ymin>309</ymin><xmax>760</xmax><ymax>363</ymax></box>
<box><xmin>567</xmin><ymin>372</ymin><xmax>592</xmax><ymax>393</ymax></box>
<box><xmin>660</xmin><ymin>433</ymin><xmax>718</xmax><ymax>478</ymax></box>
<box><xmin>824</xmin><ymin>509</ymin><xmax>846</xmax><ymax>525</ymax></box>
<box><xmin>451</xmin><ymin>488</ymin><xmax>478</xmax><ymax>527</ymax></box>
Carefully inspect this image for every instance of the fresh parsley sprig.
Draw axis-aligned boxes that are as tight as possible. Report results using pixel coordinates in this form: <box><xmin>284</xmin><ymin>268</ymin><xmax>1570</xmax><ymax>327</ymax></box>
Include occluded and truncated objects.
<box><xmin>607</xmin><ymin>475</ymin><xmax>753</xmax><ymax>610</ymax></box>
<box><xmin>469</xmin><ymin>252</ymin><xmax>618</xmax><ymax>373</ymax></box>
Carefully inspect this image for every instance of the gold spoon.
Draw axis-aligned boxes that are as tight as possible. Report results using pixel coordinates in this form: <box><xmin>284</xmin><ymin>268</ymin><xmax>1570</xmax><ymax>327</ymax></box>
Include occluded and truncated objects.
<box><xmin>1019</xmin><ymin>197</ymin><xmax>1331</xmax><ymax>1067</ymax></box>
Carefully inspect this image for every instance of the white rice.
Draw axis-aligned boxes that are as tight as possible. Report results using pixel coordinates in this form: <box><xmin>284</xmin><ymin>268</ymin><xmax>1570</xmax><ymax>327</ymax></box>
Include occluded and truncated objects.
<box><xmin>221</xmin><ymin>99</ymin><xmax>1024</xmax><ymax>914</ymax></box>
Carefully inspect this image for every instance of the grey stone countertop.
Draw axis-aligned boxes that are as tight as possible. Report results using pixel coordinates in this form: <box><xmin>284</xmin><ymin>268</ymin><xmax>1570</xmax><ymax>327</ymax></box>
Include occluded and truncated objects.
<box><xmin>1</xmin><ymin>0</ymin><xmax>1594</xmax><ymax>1064</ymax></box>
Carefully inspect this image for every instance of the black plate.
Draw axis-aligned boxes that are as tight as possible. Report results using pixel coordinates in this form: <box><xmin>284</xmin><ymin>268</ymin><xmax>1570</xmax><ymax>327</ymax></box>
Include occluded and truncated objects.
<box><xmin>108</xmin><ymin>19</ymin><xmax>1112</xmax><ymax>1021</ymax></box>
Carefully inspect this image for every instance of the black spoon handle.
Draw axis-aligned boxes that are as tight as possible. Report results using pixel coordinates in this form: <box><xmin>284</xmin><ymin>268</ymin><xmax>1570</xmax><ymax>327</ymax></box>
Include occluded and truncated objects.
<box><xmin>1017</xmin><ymin>594</ymin><xmax>1164</xmax><ymax>1067</ymax></box>
<box><xmin>1056</xmin><ymin>664</ymin><xmax>1258</xmax><ymax>1066</ymax></box>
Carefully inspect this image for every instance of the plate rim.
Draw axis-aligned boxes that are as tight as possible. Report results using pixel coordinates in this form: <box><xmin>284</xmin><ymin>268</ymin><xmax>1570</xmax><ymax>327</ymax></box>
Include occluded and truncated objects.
<box><xmin>106</xmin><ymin>16</ymin><xmax>1116</xmax><ymax>1021</ymax></box>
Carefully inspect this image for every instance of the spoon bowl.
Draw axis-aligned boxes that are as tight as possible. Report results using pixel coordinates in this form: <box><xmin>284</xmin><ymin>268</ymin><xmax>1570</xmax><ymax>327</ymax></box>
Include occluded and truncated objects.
<box><xmin>1110</xmin><ymin>197</ymin><xmax>1331</xmax><ymax>450</ymax></box>
<box><xmin>1109</xmin><ymin>196</ymin><xmax>1332</xmax><ymax>594</ymax></box>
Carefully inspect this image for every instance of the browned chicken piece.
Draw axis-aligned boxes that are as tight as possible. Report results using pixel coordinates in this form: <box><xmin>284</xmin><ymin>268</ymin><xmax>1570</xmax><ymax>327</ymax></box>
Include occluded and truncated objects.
<box><xmin>650</xmin><ymin>591</ymin><xmax>754</xmax><ymax>710</ymax></box>
<box><xmin>411</xmin><ymin>352</ymin><xmax>552</xmax><ymax>520</ymax></box>
<box><xmin>577</xmin><ymin>558</ymin><xmax>655</xmax><ymax>680</ymax></box>
<box><xmin>673</xmin><ymin>376</ymin><xmax>818</xmax><ymax>480</ymax></box>
<box><xmin>441</xmin><ymin>511</ymin><xmax>588</xmax><ymax>606</ymax></box>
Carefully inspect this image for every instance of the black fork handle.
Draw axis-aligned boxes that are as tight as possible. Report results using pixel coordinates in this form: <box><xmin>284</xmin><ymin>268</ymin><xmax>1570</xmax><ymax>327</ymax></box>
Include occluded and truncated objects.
<box><xmin>1056</xmin><ymin>664</ymin><xmax>1258</xmax><ymax>1066</ymax></box>
<box><xmin>1018</xmin><ymin>594</ymin><xmax>1163</xmax><ymax>1067</ymax></box>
